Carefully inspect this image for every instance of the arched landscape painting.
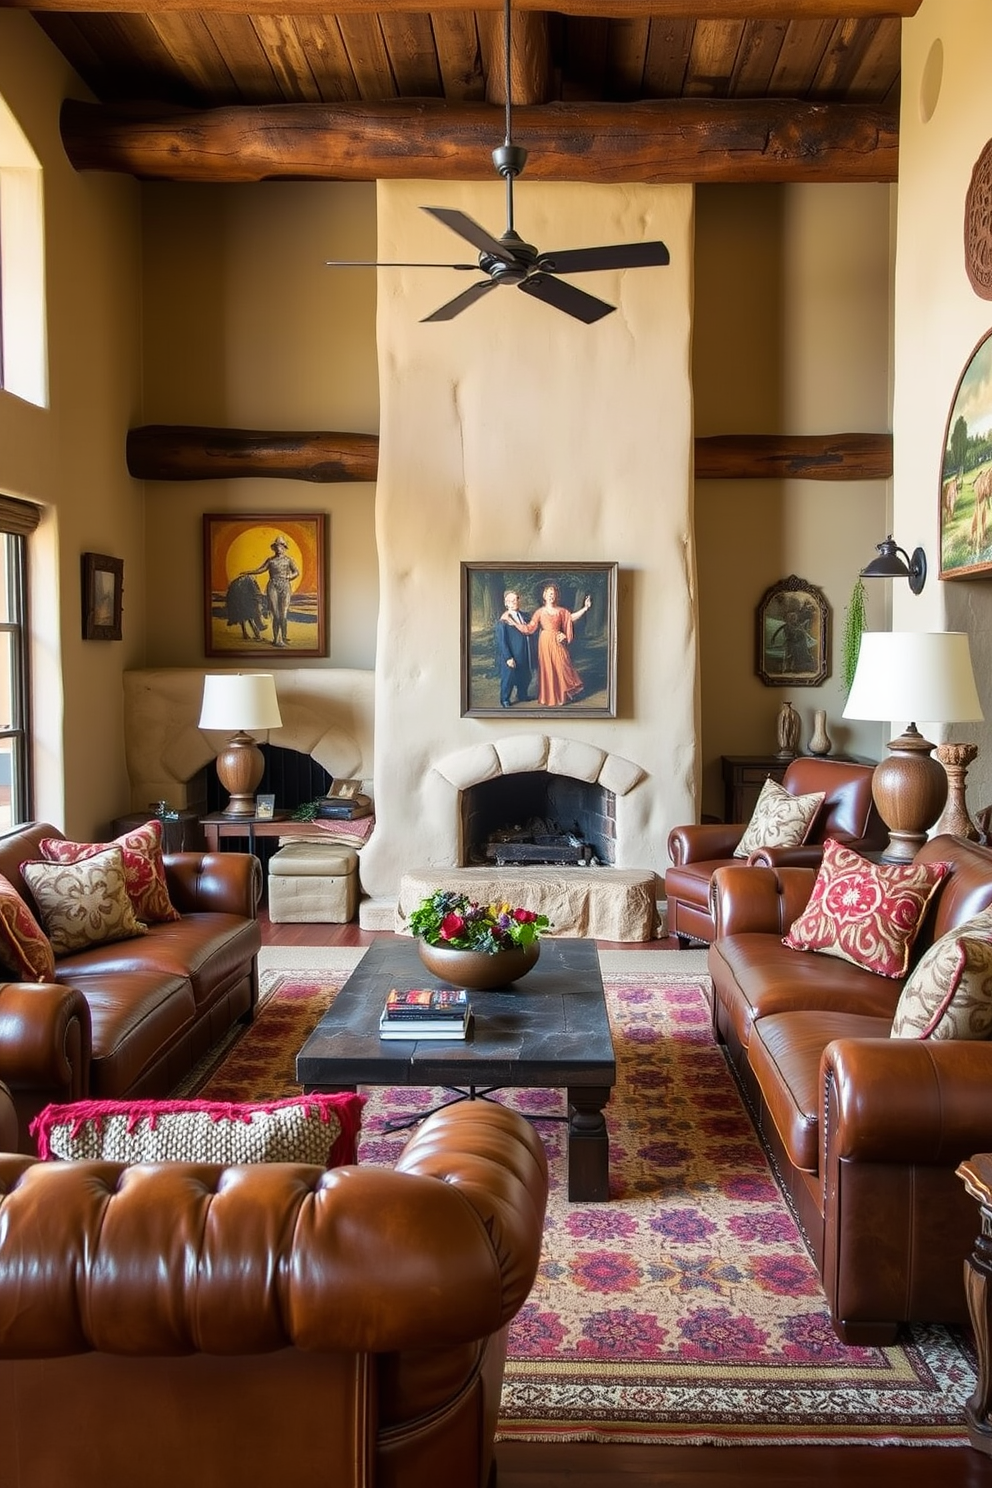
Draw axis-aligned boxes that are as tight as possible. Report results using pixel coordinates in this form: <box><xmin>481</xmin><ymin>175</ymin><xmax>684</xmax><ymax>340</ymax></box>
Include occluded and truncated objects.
<box><xmin>940</xmin><ymin>329</ymin><xmax>992</xmax><ymax>579</ymax></box>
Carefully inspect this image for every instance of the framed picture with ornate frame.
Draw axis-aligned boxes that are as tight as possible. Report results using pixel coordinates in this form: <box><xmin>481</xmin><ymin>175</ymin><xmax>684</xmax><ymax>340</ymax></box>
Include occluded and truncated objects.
<box><xmin>81</xmin><ymin>552</ymin><xmax>123</xmax><ymax>641</ymax></box>
<box><xmin>939</xmin><ymin>328</ymin><xmax>992</xmax><ymax>580</ymax></box>
<box><xmin>203</xmin><ymin>513</ymin><xmax>327</xmax><ymax>658</ymax></box>
<box><xmin>755</xmin><ymin>574</ymin><xmax>829</xmax><ymax>687</ymax></box>
<box><xmin>461</xmin><ymin>561</ymin><xmax>617</xmax><ymax>719</ymax></box>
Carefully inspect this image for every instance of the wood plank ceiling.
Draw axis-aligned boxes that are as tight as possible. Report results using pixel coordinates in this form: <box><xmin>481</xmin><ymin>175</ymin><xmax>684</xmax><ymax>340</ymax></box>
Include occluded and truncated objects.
<box><xmin>28</xmin><ymin>3</ymin><xmax>907</xmax><ymax>114</ymax></box>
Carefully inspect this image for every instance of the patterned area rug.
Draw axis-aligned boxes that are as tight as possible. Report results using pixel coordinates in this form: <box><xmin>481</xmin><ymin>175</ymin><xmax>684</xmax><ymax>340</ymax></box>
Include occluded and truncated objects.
<box><xmin>196</xmin><ymin>958</ymin><xmax>977</xmax><ymax>1446</ymax></box>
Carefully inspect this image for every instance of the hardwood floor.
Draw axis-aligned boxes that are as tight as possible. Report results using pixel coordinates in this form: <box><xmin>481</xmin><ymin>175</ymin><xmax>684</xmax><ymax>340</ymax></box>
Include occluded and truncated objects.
<box><xmin>260</xmin><ymin>912</ymin><xmax>992</xmax><ymax>1486</ymax></box>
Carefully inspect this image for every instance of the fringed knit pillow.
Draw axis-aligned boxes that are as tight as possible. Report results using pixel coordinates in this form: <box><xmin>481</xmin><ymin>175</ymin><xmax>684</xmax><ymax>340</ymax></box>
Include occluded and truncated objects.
<box><xmin>30</xmin><ymin>1092</ymin><xmax>364</xmax><ymax>1168</ymax></box>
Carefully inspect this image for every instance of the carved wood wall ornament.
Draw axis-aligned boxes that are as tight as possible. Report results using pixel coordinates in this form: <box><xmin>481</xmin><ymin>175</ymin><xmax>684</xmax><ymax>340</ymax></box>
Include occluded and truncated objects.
<box><xmin>965</xmin><ymin>139</ymin><xmax>992</xmax><ymax>300</ymax></box>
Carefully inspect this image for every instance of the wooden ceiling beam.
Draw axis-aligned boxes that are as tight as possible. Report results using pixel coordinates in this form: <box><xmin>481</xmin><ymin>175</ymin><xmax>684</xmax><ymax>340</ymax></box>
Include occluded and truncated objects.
<box><xmin>128</xmin><ymin>426</ymin><xmax>892</xmax><ymax>483</ymax></box>
<box><xmin>61</xmin><ymin>97</ymin><xmax>898</xmax><ymax>182</ymax></box>
<box><xmin>480</xmin><ymin>10</ymin><xmax>552</xmax><ymax>107</ymax></box>
<box><xmin>7</xmin><ymin>3</ymin><xmax>925</xmax><ymax>18</ymax></box>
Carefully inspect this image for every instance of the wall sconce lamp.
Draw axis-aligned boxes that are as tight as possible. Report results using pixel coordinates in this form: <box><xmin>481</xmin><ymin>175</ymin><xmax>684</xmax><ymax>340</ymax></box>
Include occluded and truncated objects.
<box><xmin>860</xmin><ymin>535</ymin><xmax>927</xmax><ymax>595</ymax></box>
<box><xmin>198</xmin><ymin>672</ymin><xmax>283</xmax><ymax>817</ymax></box>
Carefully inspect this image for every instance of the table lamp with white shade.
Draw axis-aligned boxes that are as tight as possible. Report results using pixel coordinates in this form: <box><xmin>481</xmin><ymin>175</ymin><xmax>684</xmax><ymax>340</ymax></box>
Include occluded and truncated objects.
<box><xmin>843</xmin><ymin>632</ymin><xmax>983</xmax><ymax>862</ymax></box>
<box><xmin>198</xmin><ymin>673</ymin><xmax>283</xmax><ymax>817</ymax></box>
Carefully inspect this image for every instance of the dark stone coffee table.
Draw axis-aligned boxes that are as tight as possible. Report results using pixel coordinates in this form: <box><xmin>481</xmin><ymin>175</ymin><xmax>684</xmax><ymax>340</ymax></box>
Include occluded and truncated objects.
<box><xmin>296</xmin><ymin>936</ymin><xmax>616</xmax><ymax>1201</ymax></box>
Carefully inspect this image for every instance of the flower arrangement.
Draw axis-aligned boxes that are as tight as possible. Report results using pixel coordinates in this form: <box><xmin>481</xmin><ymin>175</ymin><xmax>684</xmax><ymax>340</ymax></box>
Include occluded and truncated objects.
<box><xmin>407</xmin><ymin>891</ymin><xmax>550</xmax><ymax>955</ymax></box>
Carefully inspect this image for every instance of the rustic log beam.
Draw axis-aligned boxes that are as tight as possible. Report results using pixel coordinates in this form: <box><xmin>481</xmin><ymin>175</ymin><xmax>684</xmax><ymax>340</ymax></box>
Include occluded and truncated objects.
<box><xmin>480</xmin><ymin>11</ymin><xmax>552</xmax><ymax>108</ymax></box>
<box><xmin>5</xmin><ymin>2</ymin><xmax>925</xmax><ymax>17</ymax></box>
<box><xmin>695</xmin><ymin>433</ymin><xmax>893</xmax><ymax>481</ymax></box>
<box><xmin>126</xmin><ymin>426</ymin><xmax>379</xmax><ymax>482</ymax></box>
<box><xmin>61</xmin><ymin>98</ymin><xmax>898</xmax><ymax>185</ymax></box>
<box><xmin>129</xmin><ymin>426</ymin><xmax>892</xmax><ymax>484</ymax></box>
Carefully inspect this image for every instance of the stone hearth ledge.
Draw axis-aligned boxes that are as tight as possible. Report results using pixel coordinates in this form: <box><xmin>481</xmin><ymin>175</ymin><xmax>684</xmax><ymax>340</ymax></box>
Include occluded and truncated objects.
<box><xmin>395</xmin><ymin>867</ymin><xmax>659</xmax><ymax>943</ymax></box>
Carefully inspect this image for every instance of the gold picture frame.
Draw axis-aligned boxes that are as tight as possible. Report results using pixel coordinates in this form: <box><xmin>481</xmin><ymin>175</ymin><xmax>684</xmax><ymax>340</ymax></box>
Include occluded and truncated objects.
<box><xmin>755</xmin><ymin>574</ymin><xmax>829</xmax><ymax>687</ymax></box>
<box><xmin>203</xmin><ymin>513</ymin><xmax>327</xmax><ymax>658</ymax></box>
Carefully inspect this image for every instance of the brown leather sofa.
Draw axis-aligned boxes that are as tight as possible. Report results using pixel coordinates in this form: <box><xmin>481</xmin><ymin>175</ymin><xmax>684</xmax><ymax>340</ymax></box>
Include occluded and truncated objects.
<box><xmin>666</xmin><ymin>757</ymin><xmax>886</xmax><ymax>945</ymax></box>
<box><xmin>0</xmin><ymin>821</ymin><xmax>261</xmax><ymax>1145</ymax></box>
<box><xmin>0</xmin><ymin>1090</ymin><xmax>548</xmax><ymax>1488</ymax></box>
<box><xmin>708</xmin><ymin>833</ymin><xmax>992</xmax><ymax>1344</ymax></box>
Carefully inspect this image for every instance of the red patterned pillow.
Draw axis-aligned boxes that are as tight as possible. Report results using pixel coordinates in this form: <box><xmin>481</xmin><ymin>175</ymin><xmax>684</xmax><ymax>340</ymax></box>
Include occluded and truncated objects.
<box><xmin>783</xmin><ymin>839</ymin><xmax>949</xmax><ymax>979</ymax></box>
<box><xmin>0</xmin><ymin>872</ymin><xmax>55</xmax><ymax>982</ymax></box>
<box><xmin>30</xmin><ymin>1091</ymin><xmax>364</xmax><ymax>1167</ymax></box>
<box><xmin>39</xmin><ymin>819</ymin><xmax>180</xmax><ymax>924</ymax></box>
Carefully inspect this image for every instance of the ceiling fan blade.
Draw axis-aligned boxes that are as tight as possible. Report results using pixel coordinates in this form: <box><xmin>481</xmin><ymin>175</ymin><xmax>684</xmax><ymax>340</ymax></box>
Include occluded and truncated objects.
<box><xmin>422</xmin><ymin>207</ymin><xmax>516</xmax><ymax>262</ymax></box>
<box><xmin>421</xmin><ymin>278</ymin><xmax>501</xmax><ymax>323</ymax></box>
<box><xmin>518</xmin><ymin>273</ymin><xmax>615</xmax><ymax>324</ymax></box>
<box><xmin>535</xmin><ymin>241</ymin><xmax>671</xmax><ymax>275</ymax></box>
<box><xmin>325</xmin><ymin>259</ymin><xmax>479</xmax><ymax>271</ymax></box>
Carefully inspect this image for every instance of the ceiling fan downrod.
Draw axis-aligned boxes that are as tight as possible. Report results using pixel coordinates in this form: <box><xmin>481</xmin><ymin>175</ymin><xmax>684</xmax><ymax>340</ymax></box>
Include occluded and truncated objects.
<box><xmin>492</xmin><ymin>0</ymin><xmax>527</xmax><ymax>235</ymax></box>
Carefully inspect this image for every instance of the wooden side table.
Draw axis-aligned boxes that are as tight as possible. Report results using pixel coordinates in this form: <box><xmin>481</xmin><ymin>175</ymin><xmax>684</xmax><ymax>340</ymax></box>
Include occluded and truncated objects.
<box><xmin>720</xmin><ymin>756</ymin><xmax>790</xmax><ymax>824</ymax></box>
<box><xmin>956</xmin><ymin>1153</ymin><xmax>992</xmax><ymax>1454</ymax></box>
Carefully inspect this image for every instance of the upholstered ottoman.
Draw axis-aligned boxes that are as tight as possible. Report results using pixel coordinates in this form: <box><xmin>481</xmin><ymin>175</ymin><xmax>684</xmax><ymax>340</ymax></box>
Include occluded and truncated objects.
<box><xmin>267</xmin><ymin>840</ymin><xmax>359</xmax><ymax>923</ymax></box>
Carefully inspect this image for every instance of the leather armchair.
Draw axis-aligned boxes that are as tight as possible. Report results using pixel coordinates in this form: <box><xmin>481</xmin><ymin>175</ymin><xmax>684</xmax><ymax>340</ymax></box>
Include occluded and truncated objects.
<box><xmin>665</xmin><ymin>757</ymin><xmax>885</xmax><ymax>945</ymax></box>
<box><xmin>0</xmin><ymin>1097</ymin><xmax>549</xmax><ymax>1488</ymax></box>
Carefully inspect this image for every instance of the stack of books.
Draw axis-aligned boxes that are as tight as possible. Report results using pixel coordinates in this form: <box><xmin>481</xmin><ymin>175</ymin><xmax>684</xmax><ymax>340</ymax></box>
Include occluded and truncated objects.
<box><xmin>378</xmin><ymin>987</ymin><xmax>472</xmax><ymax>1041</ymax></box>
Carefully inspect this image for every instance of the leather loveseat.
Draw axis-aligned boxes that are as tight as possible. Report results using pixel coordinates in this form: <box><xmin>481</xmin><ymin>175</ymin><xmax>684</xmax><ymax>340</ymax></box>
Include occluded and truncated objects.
<box><xmin>0</xmin><ymin>1091</ymin><xmax>548</xmax><ymax>1488</ymax></box>
<box><xmin>666</xmin><ymin>757</ymin><xmax>886</xmax><ymax>945</ymax></box>
<box><xmin>708</xmin><ymin>834</ymin><xmax>992</xmax><ymax>1344</ymax></box>
<box><xmin>0</xmin><ymin>821</ymin><xmax>261</xmax><ymax>1145</ymax></box>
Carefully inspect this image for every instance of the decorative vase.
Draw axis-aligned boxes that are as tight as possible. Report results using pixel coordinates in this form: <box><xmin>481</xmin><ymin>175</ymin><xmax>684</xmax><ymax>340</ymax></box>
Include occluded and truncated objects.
<box><xmin>416</xmin><ymin>939</ymin><xmax>540</xmax><ymax>990</ymax></box>
<box><xmin>808</xmin><ymin>709</ymin><xmax>832</xmax><ymax>756</ymax></box>
<box><xmin>775</xmin><ymin>700</ymin><xmax>801</xmax><ymax>759</ymax></box>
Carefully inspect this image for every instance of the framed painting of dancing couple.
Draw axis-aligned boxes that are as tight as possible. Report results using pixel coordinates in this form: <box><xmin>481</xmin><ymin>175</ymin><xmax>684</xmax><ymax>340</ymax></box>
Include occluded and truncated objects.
<box><xmin>203</xmin><ymin>514</ymin><xmax>327</xmax><ymax>659</ymax></box>
<box><xmin>461</xmin><ymin>562</ymin><xmax>618</xmax><ymax>719</ymax></box>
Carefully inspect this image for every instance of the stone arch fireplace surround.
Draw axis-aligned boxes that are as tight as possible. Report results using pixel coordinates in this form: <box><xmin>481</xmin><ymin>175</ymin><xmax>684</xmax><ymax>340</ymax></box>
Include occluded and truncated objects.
<box><xmin>122</xmin><ymin>669</ymin><xmax>657</xmax><ymax>930</ymax></box>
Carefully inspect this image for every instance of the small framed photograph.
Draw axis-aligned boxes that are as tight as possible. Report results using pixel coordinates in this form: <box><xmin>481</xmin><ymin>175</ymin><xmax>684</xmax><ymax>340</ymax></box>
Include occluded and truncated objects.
<box><xmin>461</xmin><ymin>562</ymin><xmax>617</xmax><ymax>718</ymax></box>
<box><xmin>81</xmin><ymin>553</ymin><xmax>124</xmax><ymax>641</ymax></box>
<box><xmin>203</xmin><ymin>513</ymin><xmax>327</xmax><ymax>658</ymax></box>
<box><xmin>254</xmin><ymin>793</ymin><xmax>276</xmax><ymax>820</ymax></box>
<box><xmin>755</xmin><ymin>574</ymin><xmax>829</xmax><ymax>687</ymax></box>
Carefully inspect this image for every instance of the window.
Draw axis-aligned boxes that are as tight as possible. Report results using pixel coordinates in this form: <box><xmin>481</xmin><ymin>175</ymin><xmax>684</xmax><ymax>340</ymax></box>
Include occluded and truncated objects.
<box><xmin>0</xmin><ymin>92</ymin><xmax>47</xmax><ymax>407</ymax></box>
<box><xmin>0</xmin><ymin>499</ymin><xmax>37</xmax><ymax>828</ymax></box>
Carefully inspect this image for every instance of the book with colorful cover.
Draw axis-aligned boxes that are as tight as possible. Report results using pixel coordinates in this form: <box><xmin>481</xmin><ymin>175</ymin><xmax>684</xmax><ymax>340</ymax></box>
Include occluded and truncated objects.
<box><xmin>377</xmin><ymin>1009</ymin><xmax>472</xmax><ymax>1041</ymax></box>
<box><xmin>382</xmin><ymin>987</ymin><xmax>470</xmax><ymax>1022</ymax></box>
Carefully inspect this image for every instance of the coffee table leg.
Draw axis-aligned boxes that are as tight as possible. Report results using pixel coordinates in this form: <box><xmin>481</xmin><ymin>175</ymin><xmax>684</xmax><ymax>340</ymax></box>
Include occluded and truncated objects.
<box><xmin>566</xmin><ymin>1086</ymin><xmax>611</xmax><ymax>1202</ymax></box>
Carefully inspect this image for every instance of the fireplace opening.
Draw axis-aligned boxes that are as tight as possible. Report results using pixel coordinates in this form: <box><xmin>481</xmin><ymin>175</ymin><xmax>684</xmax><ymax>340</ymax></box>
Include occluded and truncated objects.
<box><xmin>461</xmin><ymin>772</ymin><xmax>616</xmax><ymax>868</ymax></box>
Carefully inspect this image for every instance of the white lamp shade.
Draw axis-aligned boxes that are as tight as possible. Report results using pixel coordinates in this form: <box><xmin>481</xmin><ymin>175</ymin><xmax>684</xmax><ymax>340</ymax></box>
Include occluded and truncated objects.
<box><xmin>198</xmin><ymin>673</ymin><xmax>283</xmax><ymax>731</ymax></box>
<box><xmin>843</xmin><ymin>632</ymin><xmax>983</xmax><ymax>726</ymax></box>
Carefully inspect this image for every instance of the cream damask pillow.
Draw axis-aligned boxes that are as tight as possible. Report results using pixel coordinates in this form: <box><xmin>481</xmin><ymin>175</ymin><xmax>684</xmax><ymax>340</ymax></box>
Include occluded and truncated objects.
<box><xmin>733</xmin><ymin>777</ymin><xmax>826</xmax><ymax>859</ymax></box>
<box><xmin>891</xmin><ymin>909</ymin><xmax>992</xmax><ymax>1040</ymax></box>
<box><xmin>21</xmin><ymin>845</ymin><xmax>147</xmax><ymax>956</ymax></box>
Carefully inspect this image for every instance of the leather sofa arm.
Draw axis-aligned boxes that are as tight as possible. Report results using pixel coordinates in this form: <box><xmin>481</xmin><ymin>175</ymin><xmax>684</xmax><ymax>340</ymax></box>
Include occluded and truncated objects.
<box><xmin>822</xmin><ymin>1037</ymin><xmax>992</xmax><ymax>1164</ymax></box>
<box><xmin>0</xmin><ymin>1082</ymin><xmax>18</xmax><ymax>1152</ymax></box>
<box><xmin>747</xmin><ymin>844</ymin><xmax>825</xmax><ymax>869</ymax></box>
<box><xmin>0</xmin><ymin>982</ymin><xmax>90</xmax><ymax>1096</ymax></box>
<box><xmin>0</xmin><ymin>1102</ymin><xmax>548</xmax><ymax>1357</ymax></box>
<box><xmin>668</xmin><ymin>822</ymin><xmax>743</xmax><ymax>866</ymax></box>
<box><xmin>710</xmin><ymin>864</ymin><xmax>817</xmax><ymax>938</ymax></box>
<box><xmin>164</xmin><ymin>851</ymin><xmax>262</xmax><ymax>917</ymax></box>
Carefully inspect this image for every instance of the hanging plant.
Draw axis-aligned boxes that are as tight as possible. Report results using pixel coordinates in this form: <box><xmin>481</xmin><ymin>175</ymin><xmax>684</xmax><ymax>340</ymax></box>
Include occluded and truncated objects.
<box><xmin>841</xmin><ymin>575</ymin><xmax>868</xmax><ymax>695</ymax></box>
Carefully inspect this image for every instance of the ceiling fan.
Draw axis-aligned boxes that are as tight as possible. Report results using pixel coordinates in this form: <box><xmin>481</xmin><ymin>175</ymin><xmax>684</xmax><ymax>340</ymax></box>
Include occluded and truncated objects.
<box><xmin>325</xmin><ymin>0</ymin><xmax>670</xmax><ymax>324</ymax></box>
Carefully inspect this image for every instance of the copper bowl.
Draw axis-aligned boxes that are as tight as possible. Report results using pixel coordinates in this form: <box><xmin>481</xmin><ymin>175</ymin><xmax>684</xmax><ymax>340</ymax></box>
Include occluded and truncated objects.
<box><xmin>415</xmin><ymin>939</ymin><xmax>540</xmax><ymax>990</ymax></box>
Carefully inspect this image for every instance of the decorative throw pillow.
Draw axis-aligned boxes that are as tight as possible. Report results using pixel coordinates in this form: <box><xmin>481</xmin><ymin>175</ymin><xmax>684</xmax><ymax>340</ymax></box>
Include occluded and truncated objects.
<box><xmin>733</xmin><ymin>776</ymin><xmax>826</xmax><ymax>859</ymax></box>
<box><xmin>783</xmin><ymin>838</ymin><xmax>949</xmax><ymax>979</ymax></box>
<box><xmin>21</xmin><ymin>846</ymin><xmax>147</xmax><ymax>956</ymax></box>
<box><xmin>0</xmin><ymin>871</ymin><xmax>55</xmax><ymax>982</ymax></box>
<box><xmin>891</xmin><ymin>909</ymin><xmax>992</xmax><ymax>1040</ymax></box>
<box><xmin>39</xmin><ymin>819</ymin><xmax>180</xmax><ymax>924</ymax></box>
<box><xmin>30</xmin><ymin>1091</ymin><xmax>364</xmax><ymax>1168</ymax></box>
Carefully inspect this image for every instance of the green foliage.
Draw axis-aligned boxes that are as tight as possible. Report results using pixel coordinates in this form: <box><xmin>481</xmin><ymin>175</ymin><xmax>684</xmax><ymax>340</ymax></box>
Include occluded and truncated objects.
<box><xmin>841</xmin><ymin>576</ymin><xmax>868</xmax><ymax>695</ymax></box>
<box><xmin>407</xmin><ymin>891</ymin><xmax>550</xmax><ymax>952</ymax></box>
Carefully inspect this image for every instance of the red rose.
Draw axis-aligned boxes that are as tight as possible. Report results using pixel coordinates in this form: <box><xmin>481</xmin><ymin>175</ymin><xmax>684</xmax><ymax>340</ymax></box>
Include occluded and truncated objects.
<box><xmin>440</xmin><ymin>912</ymin><xmax>466</xmax><ymax>940</ymax></box>
<box><xmin>513</xmin><ymin>908</ymin><xmax>536</xmax><ymax>924</ymax></box>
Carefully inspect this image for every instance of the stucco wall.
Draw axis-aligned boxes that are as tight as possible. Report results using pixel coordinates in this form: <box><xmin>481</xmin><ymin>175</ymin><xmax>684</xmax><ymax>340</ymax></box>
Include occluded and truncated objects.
<box><xmin>694</xmin><ymin>182</ymin><xmax>893</xmax><ymax>819</ymax></box>
<box><xmin>358</xmin><ymin>179</ymin><xmax>694</xmax><ymax>898</ymax></box>
<box><xmin>0</xmin><ymin>13</ymin><xmax>142</xmax><ymax>838</ymax></box>
<box><xmin>893</xmin><ymin>0</ymin><xmax>992</xmax><ymax>816</ymax></box>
